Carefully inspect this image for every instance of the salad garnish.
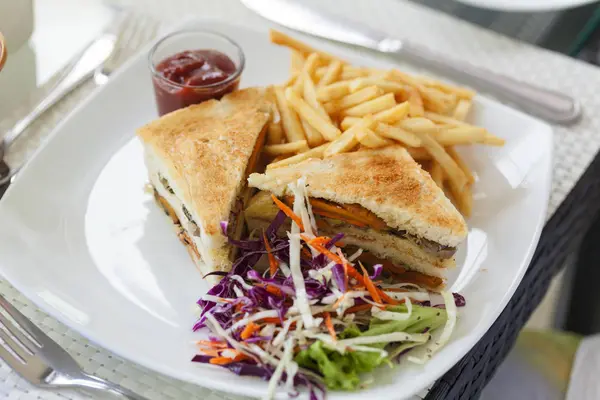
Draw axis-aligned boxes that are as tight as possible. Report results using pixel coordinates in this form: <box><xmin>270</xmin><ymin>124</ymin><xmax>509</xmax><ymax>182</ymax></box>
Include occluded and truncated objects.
<box><xmin>192</xmin><ymin>178</ymin><xmax>465</xmax><ymax>399</ymax></box>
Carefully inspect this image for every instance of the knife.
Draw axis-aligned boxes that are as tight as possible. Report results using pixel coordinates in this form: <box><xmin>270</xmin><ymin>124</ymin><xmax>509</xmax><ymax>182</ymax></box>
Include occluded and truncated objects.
<box><xmin>241</xmin><ymin>0</ymin><xmax>581</xmax><ymax>124</ymax></box>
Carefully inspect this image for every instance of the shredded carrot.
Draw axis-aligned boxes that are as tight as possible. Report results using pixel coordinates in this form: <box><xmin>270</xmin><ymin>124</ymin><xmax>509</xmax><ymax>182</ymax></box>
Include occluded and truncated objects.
<box><xmin>379</xmin><ymin>290</ymin><xmax>400</xmax><ymax>305</ymax></box>
<box><xmin>209</xmin><ymin>353</ymin><xmax>248</xmax><ymax>365</ymax></box>
<box><xmin>271</xmin><ymin>194</ymin><xmax>304</xmax><ymax>231</ymax></box>
<box><xmin>331</xmin><ymin>294</ymin><xmax>346</xmax><ymax>310</ymax></box>
<box><xmin>263</xmin><ymin>233</ymin><xmax>279</xmax><ymax>277</ymax></box>
<box><xmin>324</xmin><ymin>312</ymin><xmax>337</xmax><ymax>342</ymax></box>
<box><xmin>264</xmin><ymin>284</ymin><xmax>283</xmax><ymax>297</ymax></box>
<box><xmin>240</xmin><ymin>322</ymin><xmax>261</xmax><ymax>340</ymax></box>
<box><xmin>301</xmin><ymin>235</ymin><xmax>343</xmax><ymax>264</ymax></box>
<box><xmin>345</xmin><ymin>304</ymin><xmax>373</xmax><ymax>314</ymax></box>
<box><xmin>360</xmin><ymin>263</ymin><xmax>383</xmax><ymax>305</ymax></box>
<box><xmin>346</xmin><ymin>264</ymin><xmax>366</xmax><ymax>285</ymax></box>
<box><xmin>199</xmin><ymin>348</ymin><xmax>222</xmax><ymax>357</ymax></box>
<box><xmin>195</xmin><ymin>340</ymin><xmax>228</xmax><ymax>348</ymax></box>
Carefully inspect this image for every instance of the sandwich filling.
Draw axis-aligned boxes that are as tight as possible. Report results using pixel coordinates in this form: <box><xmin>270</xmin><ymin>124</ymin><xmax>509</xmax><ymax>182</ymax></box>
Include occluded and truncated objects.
<box><xmin>282</xmin><ymin>196</ymin><xmax>457</xmax><ymax>259</ymax></box>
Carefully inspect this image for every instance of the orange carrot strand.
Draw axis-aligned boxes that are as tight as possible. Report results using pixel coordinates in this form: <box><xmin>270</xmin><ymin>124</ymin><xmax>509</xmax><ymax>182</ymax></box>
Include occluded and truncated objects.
<box><xmin>240</xmin><ymin>322</ymin><xmax>260</xmax><ymax>340</ymax></box>
<box><xmin>263</xmin><ymin>233</ymin><xmax>279</xmax><ymax>277</ymax></box>
<box><xmin>360</xmin><ymin>263</ymin><xmax>383</xmax><ymax>305</ymax></box>
<box><xmin>271</xmin><ymin>194</ymin><xmax>304</xmax><ymax>231</ymax></box>
<box><xmin>324</xmin><ymin>312</ymin><xmax>337</xmax><ymax>342</ymax></box>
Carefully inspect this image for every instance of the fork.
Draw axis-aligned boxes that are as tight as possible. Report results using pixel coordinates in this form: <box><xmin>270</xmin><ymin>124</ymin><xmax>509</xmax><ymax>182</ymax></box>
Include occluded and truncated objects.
<box><xmin>0</xmin><ymin>295</ymin><xmax>148</xmax><ymax>399</ymax></box>
<box><xmin>95</xmin><ymin>13</ymin><xmax>159</xmax><ymax>85</ymax></box>
<box><xmin>0</xmin><ymin>13</ymin><xmax>159</xmax><ymax>189</ymax></box>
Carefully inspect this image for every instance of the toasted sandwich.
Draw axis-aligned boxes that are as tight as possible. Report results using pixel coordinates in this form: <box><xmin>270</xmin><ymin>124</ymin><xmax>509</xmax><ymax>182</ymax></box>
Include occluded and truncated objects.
<box><xmin>137</xmin><ymin>87</ymin><xmax>272</xmax><ymax>279</ymax></box>
<box><xmin>245</xmin><ymin>146</ymin><xmax>468</xmax><ymax>290</ymax></box>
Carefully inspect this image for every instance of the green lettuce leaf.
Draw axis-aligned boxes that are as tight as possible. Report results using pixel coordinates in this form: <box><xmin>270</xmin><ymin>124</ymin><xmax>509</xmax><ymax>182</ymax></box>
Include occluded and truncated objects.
<box><xmin>295</xmin><ymin>304</ymin><xmax>448</xmax><ymax>390</ymax></box>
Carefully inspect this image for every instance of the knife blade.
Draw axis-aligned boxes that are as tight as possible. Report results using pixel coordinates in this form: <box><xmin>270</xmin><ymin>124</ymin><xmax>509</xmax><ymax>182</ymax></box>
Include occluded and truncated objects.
<box><xmin>241</xmin><ymin>0</ymin><xmax>581</xmax><ymax>124</ymax></box>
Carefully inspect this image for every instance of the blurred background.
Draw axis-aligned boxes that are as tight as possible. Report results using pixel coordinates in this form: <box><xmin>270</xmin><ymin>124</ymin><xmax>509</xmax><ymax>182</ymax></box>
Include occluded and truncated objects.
<box><xmin>1</xmin><ymin>0</ymin><xmax>600</xmax><ymax>398</ymax></box>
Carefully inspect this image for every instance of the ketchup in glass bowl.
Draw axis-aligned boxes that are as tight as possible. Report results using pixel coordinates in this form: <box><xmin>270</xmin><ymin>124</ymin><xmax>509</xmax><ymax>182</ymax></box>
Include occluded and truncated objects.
<box><xmin>148</xmin><ymin>30</ymin><xmax>244</xmax><ymax>116</ymax></box>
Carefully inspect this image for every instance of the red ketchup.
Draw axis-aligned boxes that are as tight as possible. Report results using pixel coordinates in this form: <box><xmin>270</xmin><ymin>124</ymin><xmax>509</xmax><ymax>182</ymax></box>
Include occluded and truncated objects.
<box><xmin>152</xmin><ymin>49</ymin><xmax>240</xmax><ymax>116</ymax></box>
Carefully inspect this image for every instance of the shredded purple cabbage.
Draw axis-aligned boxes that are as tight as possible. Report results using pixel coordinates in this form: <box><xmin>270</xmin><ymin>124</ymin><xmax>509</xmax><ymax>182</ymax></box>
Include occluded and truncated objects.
<box><xmin>331</xmin><ymin>264</ymin><xmax>346</xmax><ymax>293</ymax></box>
<box><xmin>369</xmin><ymin>264</ymin><xmax>383</xmax><ymax>280</ymax></box>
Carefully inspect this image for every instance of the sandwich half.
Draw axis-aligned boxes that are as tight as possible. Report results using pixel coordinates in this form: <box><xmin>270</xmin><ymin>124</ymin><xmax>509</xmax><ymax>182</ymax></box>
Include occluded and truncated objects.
<box><xmin>246</xmin><ymin>146</ymin><xmax>468</xmax><ymax>290</ymax></box>
<box><xmin>137</xmin><ymin>87</ymin><xmax>272</xmax><ymax>279</ymax></box>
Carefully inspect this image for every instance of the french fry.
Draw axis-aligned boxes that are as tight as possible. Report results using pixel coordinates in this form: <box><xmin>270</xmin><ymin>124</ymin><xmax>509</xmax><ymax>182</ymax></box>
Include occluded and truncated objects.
<box><xmin>418</xmin><ymin>133</ymin><xmax>469</xmax><ymax>194</ymax></box>
<box><xmin>407</xmin><ymin>87</ymin><xmax>425</xmax><ymax>117</ymax></box>
<box><xmin>430</xmin><ymin>160</ymin><xmax>444</xmax><ymax>188</ymax></box>
<box><xmin>398</xmin><ymin>117</ymin><xmax>438</xmax><ymax>133</ymax></box>
<box><xmin>267</xmin><ymin>143</ymin><xmax>329</xmax><ymax>170</ymax></box>
<box><xmin>324</xmin><ymin>86</ymin><xmax>383</xmax><ymax>114</ymax></box>
<box><xmin>285</xmin><ymin>87</ymin><xmax>341</xmax><ymax>141</ymax></box>
<box><xmin>293</xmin><ymin>53</ymin><xmax>320</xmax><ymax>93</ymax></box>
<box><xmin>434</xmin><ymin>126</ymin><xmax>488</xmax><ymax>146</ymax></box>
<box><xmin>340</xmin><ymin>117</ymin><xmax>361</xmax><ymax>131</ymax></box>
<box><xmin>290</xmin><ymin>50</ymin><xmax>305</xmax><ymax>73</ymax></box>
<box><xmin>349</xmin><ymin>77</ymin><xmax>407</xmax><ymax>94</ymax></box>
<box><xmin>372</xmin><ymin>102</ymin><xmax>409</xmax><ymax>124</ymax></box>
<box><xmin>316</xmin><ymin>81</ymin><xmax>352</xmax><ymax>102</ymax></box>
<box><xmin>324</xmin><ymin>118</ymin><xmax>374</xmax><ymax>157</ymax></box>
<box><xmin>452</xmin><ymin>99</ymin><xmax>472</xmax><ymax>121</ymax></box>
<box><xmin>302</xmin><ymin>71</ymin><xmax>330</xmax><ymax>122</ymax></box>
<box><xmin>341</xmin><ymin>103</ymin><xmax>409</xmax><ymax>128</ymax></box>
<box><xmin>284</xmin><ymin>72</ymin><xmax>300</xmax><ymax>88</ymax></box>
<box><xmin>421</xmin><ymin>87</ymin><xmax>456</xmax><ymax>115</ymax></box>
<box><xmin>414</xmin><ymin>76</ymin><xmax>476</xmax><ymax>100</ymax></box>
<box><xmin>317</xmin><ymin>60</ymin><xmax>343</xmax><ymax>87</ymax></box>
<box><xmin>274</xmin><ymin>86</ymin><xmax>306</xmax><ymax>143</ymax></box>
<box><xmin>424</xmin><ymin>111</ymin><xmax>468</xmax><ymax>126</ymax></box>
<box><xmin>315</xmin><ymin>65</ymin><xmax>368</xmax><ymax>80</ymax></box>
<box><xmin>264</xmin><ymin>140</ymin><xmax>309</xmax><ymax>156</ymax></box>
<box><xmin>264</xmin><ymin>87</ymin><xmax>284</xmax><ymax>145</ymax></box>
<box><xmin>342</xmin><ymin>93</ymin><xmax>396</xmax><ymax>117</ymax></box>
<box><xmin>271</xmin><ymin>155</ymin><xmax>290</xmax><ymax>164</ymax></box>
<box><xmin>483</xmin><ymin>133</ymin><xmax>506</xmax><ymax>146</ymax></box>
<box><xmin>301</xmin><ymin>120</ymin><xmax>325</xmax><ymax>147</ymax></box>
<box><xmin>374</xmin><ymin>123</ymin><xmax>422</xmax><ymax>147</ymax></box>
<box><xmin>446</xmin><ymin>146</ymin><xmax>475</xmax><ymax>185</ymax></box>
<box><xmin>270</xmin><ymin>29</ymin><xmax>339</xmax><ymax>62</ymax></box>
<box><xmin>356</xmin><ymin>128</ymin><xmax>393</xmax><ymax>148</ymax></box>
<box><xmin>450</xmin><ymin>183</ymin><xmax>472</xmax><ymax>217</ymax></box>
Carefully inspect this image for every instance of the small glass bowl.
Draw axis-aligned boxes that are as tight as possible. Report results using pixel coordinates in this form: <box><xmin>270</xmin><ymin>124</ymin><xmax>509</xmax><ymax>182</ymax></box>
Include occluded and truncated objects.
<box><xmin>148</xmin><ymin>29</ymin><xmax>245</xmax><ymax>116</ymax></box>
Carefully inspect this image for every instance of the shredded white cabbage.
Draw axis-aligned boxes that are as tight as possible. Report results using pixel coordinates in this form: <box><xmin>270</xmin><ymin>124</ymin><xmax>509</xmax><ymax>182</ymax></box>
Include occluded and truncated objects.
<box><xmin>382</xmin><ymin>291</ymin><xmax>431</xmax><ymax>302</ymax></box>
<box><xmin>272</xmin><ymin>317</ymin><xmax>298</xmax><ymax>347</ymax></box>
<box><xmin>201</xmin><ymin>295</ymin><xmax>233</xmax><ymax>304</ymax></box>
<box><xmin>337</xmin><ymin>331</ymin><xmax>430</xmax><ymax>347</ymax></box>
<box><xmin>229</xmin><ymin>310</ymin><xmax>279</xmax><ymax>331</ymax></box>
<box><xmin>264</xmin><ymin>338</ymin><xmax>294</xmax><ymax>400</ymax></box>
<box><xmin>230</xmin><ymin>274</ymin><xmax>254</xmax><ymax>290</ymax></box>
<box><xmin>278</xmin><ymin>261</ymin><xmax>292</xmax><ymax>277</ymax></box>
<box><xmin>347</xmin><ymin>248</ymin><xmax>363</xmax><ymax>262</ymax></box>
<box><xmin>371</xmin><ymin>296</ymin><xmax>412</xmax><ymax>321</ymax></box>
<box><xmin>408</xmin><ymin>291</ymin><xmax>456</xmax><ymax>364</ymax></box>
<box><xmin>287</xmin><ymin>179</ymin><xmax>315</xmax><ymax>329</ymax></box>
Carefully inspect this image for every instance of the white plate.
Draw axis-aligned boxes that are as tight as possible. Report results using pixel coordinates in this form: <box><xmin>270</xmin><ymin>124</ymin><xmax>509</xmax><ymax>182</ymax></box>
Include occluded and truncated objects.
<box><xmin>455</xmin><ymin>0</ymin><xmax>595</xmax><ymax>11</ymax></box>
<box><xmin>0</xmin><ymin>19</ymin><xmax>552</xmax><ymax>400</ymax></box>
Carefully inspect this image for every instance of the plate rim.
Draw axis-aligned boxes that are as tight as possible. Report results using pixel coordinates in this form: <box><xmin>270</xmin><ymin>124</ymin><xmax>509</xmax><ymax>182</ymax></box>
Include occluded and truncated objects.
<box><xmin>0</xmin><ymin>17</ymin><xmax>554</xmax><ymax>399</ymax></box>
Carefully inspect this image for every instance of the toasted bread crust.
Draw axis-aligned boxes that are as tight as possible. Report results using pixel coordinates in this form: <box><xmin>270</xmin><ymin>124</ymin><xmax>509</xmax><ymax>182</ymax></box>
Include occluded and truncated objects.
<box><xmin>248</xmin><ymin>146</ymin><xmax>467</xmax><ymax>247</ymax></box>
<box><xmin>138</xmin><ymin>88</ymin><xmax>271</xmax><ymax>239</ymax></box>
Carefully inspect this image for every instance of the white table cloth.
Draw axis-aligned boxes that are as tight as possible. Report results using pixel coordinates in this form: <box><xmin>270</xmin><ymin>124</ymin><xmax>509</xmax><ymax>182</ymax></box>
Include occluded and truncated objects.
<box><xmin>1</xmin><ymin>0</ymin><xmax>600</xmax><ymax>398</ymax></box>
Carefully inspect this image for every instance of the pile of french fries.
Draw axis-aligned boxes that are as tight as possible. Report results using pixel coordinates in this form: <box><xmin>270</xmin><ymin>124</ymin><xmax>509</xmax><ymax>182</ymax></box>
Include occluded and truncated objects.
<box><xmin>263</xmin><ymin>30</ymin><xmax>505</xmax><ymax>217</ymax></box>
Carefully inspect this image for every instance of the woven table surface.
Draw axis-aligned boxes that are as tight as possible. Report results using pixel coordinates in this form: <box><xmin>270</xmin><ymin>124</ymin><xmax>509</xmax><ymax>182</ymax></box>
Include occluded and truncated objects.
<box><xmin>2</xmin><ymin>0</ymin><xmax>600</xmax><ymax>398</ymax></box>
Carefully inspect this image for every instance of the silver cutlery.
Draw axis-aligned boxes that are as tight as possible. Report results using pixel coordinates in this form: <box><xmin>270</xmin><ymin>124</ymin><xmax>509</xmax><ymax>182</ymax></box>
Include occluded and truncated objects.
<box><xmin>240</xmin><ymin>0</ymin><xmax>582</xmax><ymax>125</ymax></box>
<box><xmin>0</xmin><ymin>13</ymin><xmax>159</xmax><ymax>189</ymax></box>
<box><xmin>0</xmin><ymin>295</ymin><xmax>147</xmax><ymax>399</ymax></box>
